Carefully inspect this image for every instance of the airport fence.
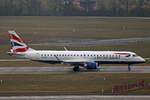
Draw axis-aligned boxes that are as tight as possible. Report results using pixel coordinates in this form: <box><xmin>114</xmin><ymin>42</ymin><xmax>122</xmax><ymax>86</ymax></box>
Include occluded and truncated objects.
<box><xmin>101</xmin><ymin>80</ymin><xmax>145</xmax><ymax>94</ymax></box>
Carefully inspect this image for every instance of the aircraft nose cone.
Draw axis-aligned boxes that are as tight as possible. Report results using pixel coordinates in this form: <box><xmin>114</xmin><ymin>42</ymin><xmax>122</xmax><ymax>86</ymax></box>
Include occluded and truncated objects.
<box><xmin>141</xmin><ymin>57</ymin><xmax>146</xmax><ymax>63</ymax></box>
<box><xmin>143</xmin><ymin>59</ymin><xmax>146</xmax><ymax>63</ymax></box>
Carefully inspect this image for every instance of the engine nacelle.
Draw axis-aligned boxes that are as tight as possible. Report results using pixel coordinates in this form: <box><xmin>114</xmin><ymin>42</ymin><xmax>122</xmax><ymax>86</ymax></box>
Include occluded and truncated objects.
<box><xmin>85</xmin><ymin>62</ymin><xmax>98</xmax><ymax>69</ymax></box>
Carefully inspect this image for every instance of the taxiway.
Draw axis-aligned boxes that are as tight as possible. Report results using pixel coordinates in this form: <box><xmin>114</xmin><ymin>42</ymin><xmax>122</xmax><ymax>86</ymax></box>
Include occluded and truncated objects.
<box><xmin>0</xmin><ymin>95</ymin><xmax>150</xmax><ymax>100</ymax></box>
<box><xmin>0</xmin><ymin>66</ymin><xmax>149</xmax><ymax>74</ymax></box>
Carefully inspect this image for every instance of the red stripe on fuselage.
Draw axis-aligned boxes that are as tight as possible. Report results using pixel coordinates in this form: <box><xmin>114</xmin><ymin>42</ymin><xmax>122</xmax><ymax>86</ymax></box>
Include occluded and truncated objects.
<box><xmin>14</xmin><ymin>46</ymin><xmax>29</xmax><ymax>53</ymax></box>
<box><xmin>9</xmin><ymin>34</ymin><xmax>24</xmax><ymax>43</ymax></box>
<box><xmin>115</xmin><ymin>53</ymin><xmax>129</xmax><ymax>55</ymax></box>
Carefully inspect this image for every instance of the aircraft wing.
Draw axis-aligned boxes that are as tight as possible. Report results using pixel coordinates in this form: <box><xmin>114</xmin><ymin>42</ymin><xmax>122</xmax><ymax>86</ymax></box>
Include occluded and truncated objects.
<box><xmin>54</xmin><ymin>55</ymin><xmax>95</xmax><ymax>64</ymax></box>
<box><xmin>63</xmin><ymin>59</ymin><xmax>95</xmax><ymax>64</ymax></box>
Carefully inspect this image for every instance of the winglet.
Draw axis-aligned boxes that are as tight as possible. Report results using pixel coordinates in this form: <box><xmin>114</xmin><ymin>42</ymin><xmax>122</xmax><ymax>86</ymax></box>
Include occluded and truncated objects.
<box><xmin>64</xmin><ymin>47</ymin><xmax>68</xmax><ymax>51</ymax></box>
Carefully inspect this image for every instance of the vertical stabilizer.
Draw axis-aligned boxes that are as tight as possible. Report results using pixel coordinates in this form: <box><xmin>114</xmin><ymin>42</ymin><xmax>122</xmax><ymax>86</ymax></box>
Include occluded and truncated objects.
<box><xmin>8</xmin><ymin>30</ymin><xmax>35</xmax><ymax>54</ymax></box>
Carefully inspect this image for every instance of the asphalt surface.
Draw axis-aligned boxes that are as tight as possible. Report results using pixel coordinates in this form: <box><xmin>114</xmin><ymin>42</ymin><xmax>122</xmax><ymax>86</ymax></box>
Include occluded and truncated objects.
<box><xmin>0</xmin><ymin>95</ymin><xmax>150</xmax><ymax>100</ymax></box>
<box><xmin>31</xmin><ymin>37</ymin><xmax>150</xmax><ymax>46</ymax></box>
<box><xmin>0</xmin><ymin>66</ymin><xmax>149</xmax><ymax>74</ymax></box>
<box><xmin>0</xmin><ymin>59</ymin><xmax>30</xmax><ymax>62</ymax></box>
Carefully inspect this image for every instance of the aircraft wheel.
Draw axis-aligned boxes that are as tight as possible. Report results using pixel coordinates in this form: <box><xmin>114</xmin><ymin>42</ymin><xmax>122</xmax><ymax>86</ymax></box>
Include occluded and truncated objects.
<box><xmin>73</xmin><ymin>65</ymin><xmax>79</xmax><ymax>72</ymax></box>
<box><xmin>128</xmin><ymin>64</ymin><xmax>131</xmax><ymax>72</ymax></box>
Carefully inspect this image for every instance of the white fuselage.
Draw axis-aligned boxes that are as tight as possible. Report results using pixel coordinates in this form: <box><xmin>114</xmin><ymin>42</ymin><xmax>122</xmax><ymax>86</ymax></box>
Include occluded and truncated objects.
<box><xmin>23</xmin><ymin>50</ymin><xmax>145</xmax><ymax>65</ymax></box>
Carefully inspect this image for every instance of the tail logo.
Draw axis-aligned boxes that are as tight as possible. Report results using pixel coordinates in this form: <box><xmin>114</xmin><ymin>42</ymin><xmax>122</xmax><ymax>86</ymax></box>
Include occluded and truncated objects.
<box><xmin>8</xmin><ymin>30</ymin><xmax>29</xmax><ymax>53</ymax></box>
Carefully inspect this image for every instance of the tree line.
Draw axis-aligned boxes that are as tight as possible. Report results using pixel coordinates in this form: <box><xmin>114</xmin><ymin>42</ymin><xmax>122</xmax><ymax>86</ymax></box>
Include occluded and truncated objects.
<box><xmin>0</xmin><ymin>0</ymin><xmax>150</xmax><ymax>16</ymax></box>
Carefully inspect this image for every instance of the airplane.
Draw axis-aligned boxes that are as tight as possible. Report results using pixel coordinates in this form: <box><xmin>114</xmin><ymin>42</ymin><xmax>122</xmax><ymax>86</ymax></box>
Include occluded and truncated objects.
<box><xmin>8</xmin><ymin>30</ymin><xmax>146</xmax><ymax>72</ymax></box>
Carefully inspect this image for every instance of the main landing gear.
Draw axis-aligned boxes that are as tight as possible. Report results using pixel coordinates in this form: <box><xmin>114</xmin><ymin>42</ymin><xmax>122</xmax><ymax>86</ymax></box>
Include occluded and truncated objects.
<box><xmin>128</xmin><ymin>64</ymin><xmax>131</xmax><ymax>72</ymax></box>
<box><xmin>73</xmin><ymin>65</ymin><xmax>80</xmax><ymax>72</ymax></box>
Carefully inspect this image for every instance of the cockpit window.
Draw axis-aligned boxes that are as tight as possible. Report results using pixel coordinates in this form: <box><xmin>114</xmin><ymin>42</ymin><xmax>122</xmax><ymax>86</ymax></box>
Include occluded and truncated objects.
<box><xmin>133</xmin><ymin>54</ymin><xmax>137</xmax><ymax>57</ymax></box>
<box><xmin>125</xmin><ymin>54</ymin><xmax>131</xmax><ymax>57</ymax></box>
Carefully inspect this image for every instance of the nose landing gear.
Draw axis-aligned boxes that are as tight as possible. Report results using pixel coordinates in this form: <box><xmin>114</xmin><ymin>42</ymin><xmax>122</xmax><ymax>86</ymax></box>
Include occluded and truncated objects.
<box><xmin>128</xmin><ymin>64</ymin><xmax>131</xmax><ymax>72</ymax></box>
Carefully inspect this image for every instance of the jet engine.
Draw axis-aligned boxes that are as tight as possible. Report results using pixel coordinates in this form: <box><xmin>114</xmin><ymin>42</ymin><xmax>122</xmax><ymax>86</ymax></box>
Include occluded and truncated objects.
<box><xmin>85</xmin><ymin>62</ymin><xmax>98</xmax><ymax>69</ymax></box>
